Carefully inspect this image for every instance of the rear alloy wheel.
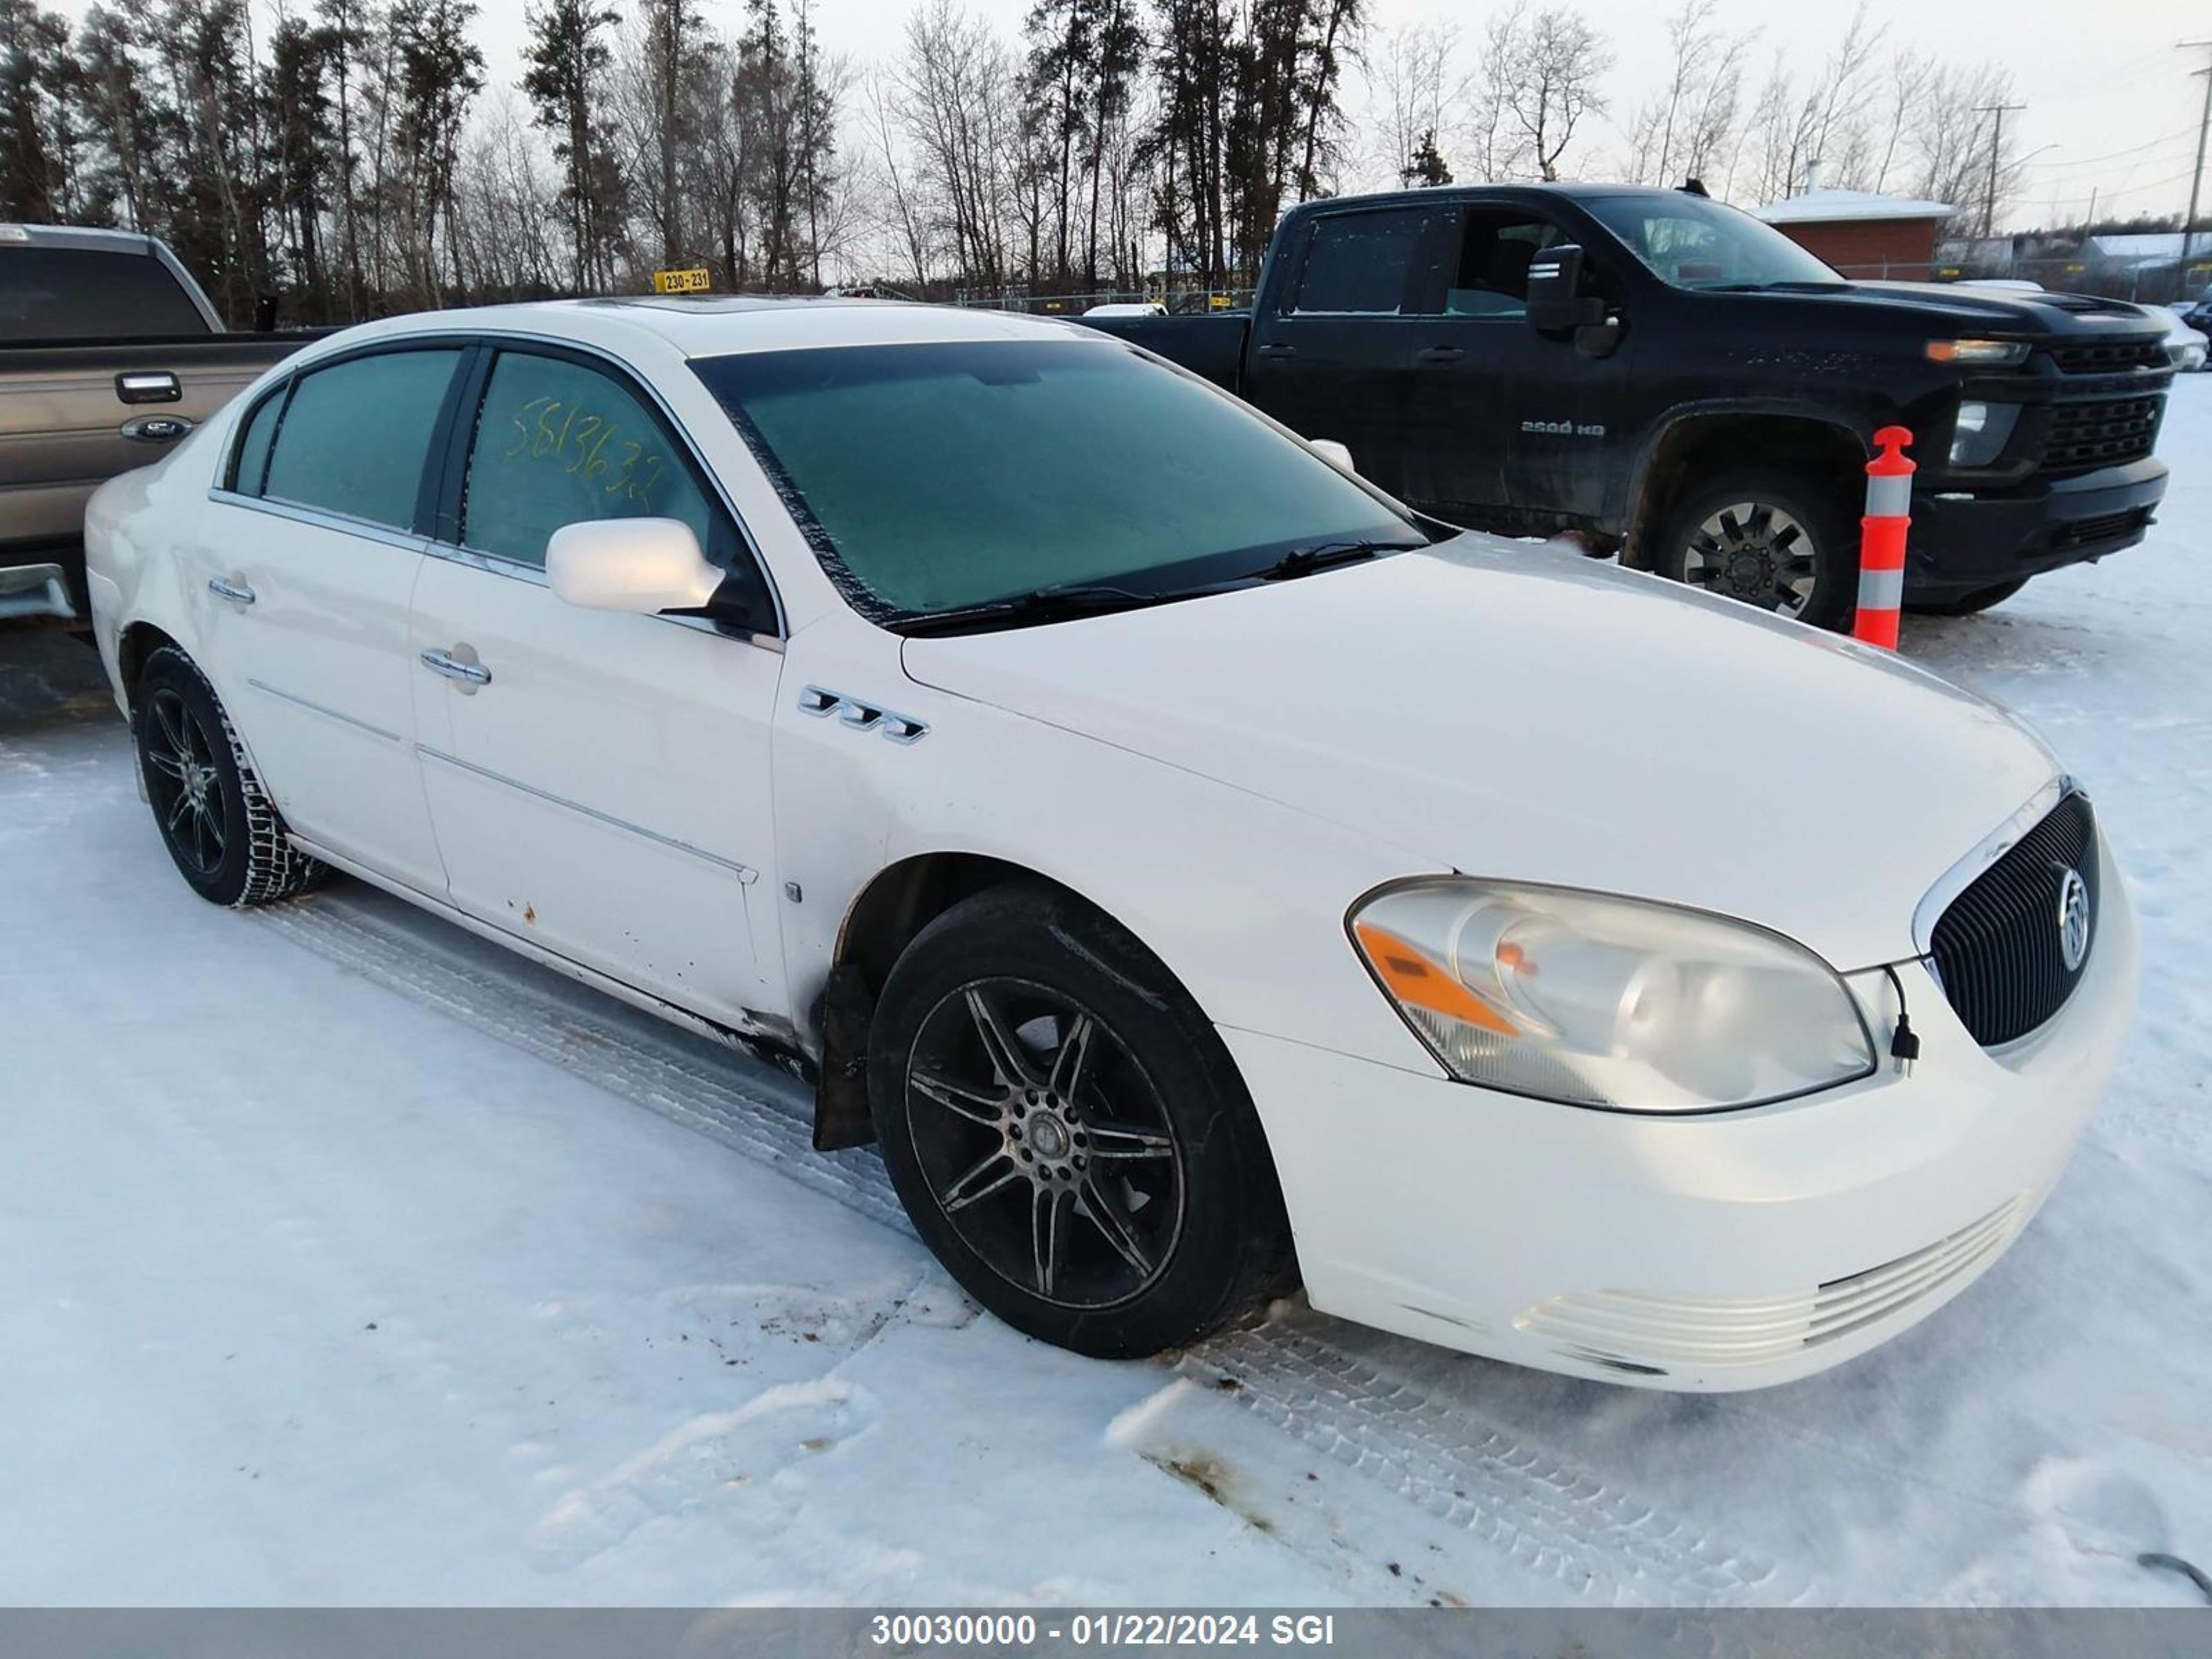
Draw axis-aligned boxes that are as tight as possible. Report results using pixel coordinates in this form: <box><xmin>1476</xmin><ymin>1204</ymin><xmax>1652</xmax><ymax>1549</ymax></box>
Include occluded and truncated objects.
<box><xmin>870</xmin><ymin>885</ymin><xmax>1296</xmax><ymax>1358</ymax></box>
<box><xmin>133</xmin><ymin>646</ymin><xmax>327</xmax><ymax>907</ymax></box>
<box><xmin>1658</xmin><ymin>468</ymin><xmax>1856</xmax><ymax>630</ymax></box>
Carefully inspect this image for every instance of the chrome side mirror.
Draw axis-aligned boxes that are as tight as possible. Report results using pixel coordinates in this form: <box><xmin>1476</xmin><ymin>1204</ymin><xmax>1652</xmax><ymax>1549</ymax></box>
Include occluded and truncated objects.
<box><xmin>545</xmin><ymin>518</ymin><xmax>720</xmax><ymax>616</ymax></box>
<box><xmin>1309</xmin><ymin>438</ymin><xmax>1357</xmax><ymax>475</ymax></box>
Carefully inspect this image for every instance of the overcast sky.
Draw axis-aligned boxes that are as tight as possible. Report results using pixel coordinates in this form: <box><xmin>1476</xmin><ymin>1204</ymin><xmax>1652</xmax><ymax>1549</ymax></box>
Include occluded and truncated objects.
<box><xmin>46</xmin><ymin>0</ymin><xmax>2212</xmax><ymax>227</ymax></box>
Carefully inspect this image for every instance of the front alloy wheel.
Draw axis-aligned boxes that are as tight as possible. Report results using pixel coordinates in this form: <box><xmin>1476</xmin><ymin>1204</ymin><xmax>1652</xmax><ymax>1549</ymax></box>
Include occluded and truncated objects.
<box><xmin>1680</xmin><ymin>500</ymin><xmax>1819</xmax><ymax>617</ymax></box>
<box><xmin>1658</xmin><ymin>467</ymin><xmax>1855</xmax><ymax>630</ymax></box>
<box><xmin>868</xmin><ymin>884</ymin><xmax>1297</xmax><ymax>1358</ymax></box>
<box><xmin>906</xmin><ymin>980</ymin><xmax>1185</xmax><ymax>1308</ymax></box>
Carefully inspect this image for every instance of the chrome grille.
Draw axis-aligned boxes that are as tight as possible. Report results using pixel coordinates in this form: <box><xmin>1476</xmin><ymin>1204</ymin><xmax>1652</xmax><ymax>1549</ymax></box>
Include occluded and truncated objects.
<box><xmin>1929</xmin><ymin>794</ymin><xmax>2098</xmax><ymax>1047</ymax></box>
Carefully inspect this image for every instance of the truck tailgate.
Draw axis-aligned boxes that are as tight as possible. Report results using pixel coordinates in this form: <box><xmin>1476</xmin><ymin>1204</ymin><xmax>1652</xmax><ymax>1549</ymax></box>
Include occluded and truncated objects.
<box><xmin>1074</xmin><ymin>313</ymin><xmax>1250</xmax><ymax>393</ymax></box>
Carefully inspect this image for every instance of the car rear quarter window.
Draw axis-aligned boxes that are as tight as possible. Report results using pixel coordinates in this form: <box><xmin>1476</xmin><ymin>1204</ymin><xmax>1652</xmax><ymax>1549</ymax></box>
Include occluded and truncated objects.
<box><xmin>260</xmin><ymin>348</ymin><xmax>462</xmax><ymax>530</ymax></box>
<box><xmin>458</xmin><ymin>350</ymin><xmax>715</xmax><ymax>569</ymax></box>
<box><xmin>1292</xmin><ymin>209</ymin><xmax>1427</xmax><ymax>315</ymax></box>
<box><xmin>229</xmin><ymin>389</ymin><xmax>283</xmax><ymax>496</ymax></box>
<box><xmin>0</xmin><ymin>246</ymin><xmax>211</xmax><ymax>341</ymax></box>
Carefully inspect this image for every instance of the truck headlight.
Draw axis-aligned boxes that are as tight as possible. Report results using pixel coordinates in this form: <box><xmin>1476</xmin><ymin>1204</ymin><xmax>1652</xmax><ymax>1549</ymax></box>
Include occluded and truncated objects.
<box><xmin>1949</xmin><ymin>400</ymin><xmax>2020</xmax><ymax>467</ymax></box>
<box><xmin>1348</xmin><ymin>880</ymin><xmax>1875</xmax><ymax>1112</ymax></box>
<box><xmin>1925</xmin><ymin>339</ymin><xmax>2030</xmax><ymax>366</ymax></box>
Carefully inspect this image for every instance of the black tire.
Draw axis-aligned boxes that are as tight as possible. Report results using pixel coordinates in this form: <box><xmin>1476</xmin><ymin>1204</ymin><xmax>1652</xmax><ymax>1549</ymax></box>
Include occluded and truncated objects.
<box><xmin>1906</xmin><ymin>578</ymin><xmax>2025</xmax><ymax>617</ymax></box>
<box><xmin>868</xmin><ymin>883</ymin><xmax>1297</xmax><ymax>1358</ymax></box>
<box><xmin>133</xmin><ymin>646</ymin><xmax>328</xmax><ymax>907</ymax></box>
<box><xmin>1656</xmin><ymin>467</ymin><xmax>1858</xmax><ymax>630</ymax></box>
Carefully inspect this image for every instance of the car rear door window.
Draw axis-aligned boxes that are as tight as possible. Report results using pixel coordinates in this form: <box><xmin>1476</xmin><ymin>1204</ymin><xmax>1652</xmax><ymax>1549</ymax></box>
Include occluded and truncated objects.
<box><xmin>1291</xmin><ymin>209</ymin><xmax>1427</xmax><ymax>314</ymax></box>
<box><xmin>458</xmin><ymin>350</ymin><xmax>715</xmax><ymax>570</ymax></box>
<box><xmin>261</xmin><ymin>348</ymin><xmax>463</xmax><ymax>530</ymax></box>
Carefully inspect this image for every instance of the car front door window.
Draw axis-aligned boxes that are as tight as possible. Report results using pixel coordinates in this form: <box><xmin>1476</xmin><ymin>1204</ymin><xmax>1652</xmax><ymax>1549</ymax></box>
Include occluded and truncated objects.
<box><xmin>407</xmin><ymin>344</ymin><xmax>787</xmax><ymax>1031</ymax></box>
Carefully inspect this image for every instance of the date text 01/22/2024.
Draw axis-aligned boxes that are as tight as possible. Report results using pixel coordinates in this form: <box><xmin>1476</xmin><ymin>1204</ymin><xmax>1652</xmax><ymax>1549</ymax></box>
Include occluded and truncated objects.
<box><xmin>868</xmin><ymin>1613</ymin><xmax>1339</xmax><ymax>1647</ymax></box>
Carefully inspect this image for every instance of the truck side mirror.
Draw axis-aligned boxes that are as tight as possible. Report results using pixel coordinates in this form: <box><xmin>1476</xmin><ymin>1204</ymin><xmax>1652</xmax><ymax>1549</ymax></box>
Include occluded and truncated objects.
<box><xmin>1526</xmin><ymin>245</ymin><xmax>1604</xmax><ymax>335</ymax></box>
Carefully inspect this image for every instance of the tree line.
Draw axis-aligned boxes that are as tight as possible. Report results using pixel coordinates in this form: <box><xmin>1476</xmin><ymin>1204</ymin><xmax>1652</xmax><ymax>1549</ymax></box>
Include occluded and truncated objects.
<box><xmin>0</xmin><ymin>0</ymin><xmax>2036</xmax><ymax>324</ymax></box>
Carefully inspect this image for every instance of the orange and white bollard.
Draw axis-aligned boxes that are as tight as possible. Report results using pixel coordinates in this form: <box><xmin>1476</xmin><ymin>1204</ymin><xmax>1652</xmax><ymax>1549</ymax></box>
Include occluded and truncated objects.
<box><xmin>1853</xmin><ymin>425</ymin><xmax>1914</xmax><ymax>650</ymax></box>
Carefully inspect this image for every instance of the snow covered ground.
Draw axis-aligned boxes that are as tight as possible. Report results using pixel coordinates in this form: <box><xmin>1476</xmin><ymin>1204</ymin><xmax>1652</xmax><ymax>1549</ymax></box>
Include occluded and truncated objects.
<box><xmin>3</xmin><ymin>379</ymin><xmax>2209</xmax><ymax>1609</ymax></box>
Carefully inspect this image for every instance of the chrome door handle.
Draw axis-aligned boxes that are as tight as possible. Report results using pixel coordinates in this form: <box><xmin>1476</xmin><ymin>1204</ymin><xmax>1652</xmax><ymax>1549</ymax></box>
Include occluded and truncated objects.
<box><xmin>207</xmin><ymin>577</ymin><xmax>256</xmax><ymax>604</ymax></box>
<box><xmin>420</xmin><ymin>647</ymin><xmax>491</xmax><ymax>688</ymax></box>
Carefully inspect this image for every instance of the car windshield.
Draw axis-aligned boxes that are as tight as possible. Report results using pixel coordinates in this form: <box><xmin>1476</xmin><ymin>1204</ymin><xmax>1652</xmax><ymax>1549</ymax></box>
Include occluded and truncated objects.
<box><xmin>691</xmin><ymin>338</ymin><xmax>1422</xmax><ymax>625</ymax></box>
<box><xmin>1580</xmin><ymin>194</ymin><xmax>1846</xmax><ymax>292</ymax></box>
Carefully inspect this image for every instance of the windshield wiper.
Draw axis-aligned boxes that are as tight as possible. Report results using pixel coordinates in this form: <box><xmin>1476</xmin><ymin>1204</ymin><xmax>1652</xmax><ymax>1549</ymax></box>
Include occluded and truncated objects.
<box><xmin>894</xmin><ymin>581</ymin><xmax>1168</xmax><ymax>635</ymax></box>
<box><xmin>1248</xmin><ymin>539</ymin><xmax>1423</xmax><ymax>581</ymax></box>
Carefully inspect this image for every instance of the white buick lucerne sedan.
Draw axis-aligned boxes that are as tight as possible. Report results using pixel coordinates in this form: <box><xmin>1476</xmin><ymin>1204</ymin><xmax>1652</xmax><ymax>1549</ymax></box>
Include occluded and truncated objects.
<box><xmin>83</xmin><ymin>298</ymin><xmax>2136</xmax><ymax>1389</ymax></box>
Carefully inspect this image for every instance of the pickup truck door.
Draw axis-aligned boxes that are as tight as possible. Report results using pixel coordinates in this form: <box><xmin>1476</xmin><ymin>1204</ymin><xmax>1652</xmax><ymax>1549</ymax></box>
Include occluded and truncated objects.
<box><xmin>188</xmin><ymin>344</ymin><xmax>462</xmax><ymax>894</ymax></box>
<box><xmin>1398</xmin><ymin>203</ymin><xmax>1636</xmax><ymax>532</ymax></box>
<box><xmin>1239</xmin><ymin>204</ymin><xmax>1437</xmax><ymax>500</ymax></box>
<box><xmin>405</xmin><ymin>343</ymin><xmax>789</xmax><ymax>1034</ymax></box>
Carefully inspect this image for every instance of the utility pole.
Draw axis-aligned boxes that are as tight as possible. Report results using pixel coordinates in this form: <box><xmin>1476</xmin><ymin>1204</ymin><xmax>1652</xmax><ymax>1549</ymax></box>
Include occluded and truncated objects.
<box><xmin>1973</xmin><ymin>102</ymin><xmax>2025</xmax><ymax>241</ymax></box>
<box><xmin>2184</xmin><ymin>42</ymin><xmax>2212</xmax><ymax>265</ymax></box>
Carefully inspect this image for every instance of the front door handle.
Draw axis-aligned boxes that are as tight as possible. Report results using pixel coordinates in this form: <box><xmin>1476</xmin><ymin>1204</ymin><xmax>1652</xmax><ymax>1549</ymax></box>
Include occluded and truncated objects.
<box><xmin>420</xmin><ymin>645</ymin><xmax>491</xmax><ymax>692</ymax></box>
<box><xmin>1255</xmin><ymin>343</ymin><xmax>1298</xmax><ymax>359</ymax></box>
<box><xmin>207</xmin><ymin>577</ymin><xmax>256</xmax><ymax>605</ymax></box>
<box><xmin>1415</xmin><ymin>346</ymin><xmax>1465</xmax><ymax>364</ymax></box>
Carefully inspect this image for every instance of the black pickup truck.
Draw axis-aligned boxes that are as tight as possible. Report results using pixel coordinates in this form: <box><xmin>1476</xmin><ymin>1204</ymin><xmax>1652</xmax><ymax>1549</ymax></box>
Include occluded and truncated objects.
<box><xmin>1080</xmin><ymin>184</ymin><xmax>2173</xmax><ymax>626</ymax></box>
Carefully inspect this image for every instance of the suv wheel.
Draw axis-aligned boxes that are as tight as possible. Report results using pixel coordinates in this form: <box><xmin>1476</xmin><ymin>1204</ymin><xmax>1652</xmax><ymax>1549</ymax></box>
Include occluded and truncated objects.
<box><xmin>868</xmin><ymin>884</ymin><xmax>1297</xmax><ymax>1358</ymax></box>
<box><xmin>133</xmin><ymin>646</ymin><xmax>328</xmax><ymax>906</ymax></box>
<box><xmin>1658</xmin><ymin>467</ymin><xmax>1856</xmax><ymax>630</ymax></box>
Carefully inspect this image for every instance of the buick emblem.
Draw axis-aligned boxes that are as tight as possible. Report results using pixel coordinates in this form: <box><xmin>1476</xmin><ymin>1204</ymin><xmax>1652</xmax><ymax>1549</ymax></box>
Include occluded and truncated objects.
<box><xmin>2056</xmin><ymin>866</ymin><xmax>2092</xmax><ymax>973</ymax></box>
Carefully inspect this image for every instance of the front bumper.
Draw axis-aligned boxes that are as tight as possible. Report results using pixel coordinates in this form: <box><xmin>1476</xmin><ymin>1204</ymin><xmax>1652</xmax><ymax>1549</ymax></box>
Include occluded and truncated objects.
<box><xmin>1905</xmin><ymin>457</ymin><xmax>2167</xmax><ymax>602</ymax></box>
<box><xmin>1225</xmin><ymin>834</ymin><xmax>2137</xmax><ymax>1391</ymax></box>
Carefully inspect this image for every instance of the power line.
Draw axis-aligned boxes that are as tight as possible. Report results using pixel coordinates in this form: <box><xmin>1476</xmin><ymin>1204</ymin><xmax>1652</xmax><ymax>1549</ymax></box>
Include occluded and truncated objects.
<box><xmin>2019</xmin><ymin>128</ymin><xmax>2197</xmax><ymax>171</ymax></box>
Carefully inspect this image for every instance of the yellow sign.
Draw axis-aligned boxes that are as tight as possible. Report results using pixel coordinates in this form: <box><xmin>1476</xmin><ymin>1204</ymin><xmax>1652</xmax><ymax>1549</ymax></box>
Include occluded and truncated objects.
<box><xmin>653</xmin><ymin>267</ymin><xmax>711</xmax><ymax>295</ymax></box>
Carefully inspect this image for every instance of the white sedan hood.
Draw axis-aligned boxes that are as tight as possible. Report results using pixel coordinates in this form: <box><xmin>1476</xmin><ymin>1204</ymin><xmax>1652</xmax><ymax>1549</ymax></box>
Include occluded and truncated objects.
<box><xmin>901</xmin><ymin>536</ymin><xmax>2061</xmax><ymax>971</ymax></box>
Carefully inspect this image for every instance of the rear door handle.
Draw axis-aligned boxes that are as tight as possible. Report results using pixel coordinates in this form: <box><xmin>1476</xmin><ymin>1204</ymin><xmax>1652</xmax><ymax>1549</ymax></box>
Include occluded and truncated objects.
<box><xmin>1415</xmin><ymin>346</ymin><xmax>1465</xmax><ymax>364</ymax></box>
<box><xmin>420</xmin><ymin>646</ymin><xmax>491</xmax><ymax>691</ymax></box>
<box><xmin>115</xmin><ymin>370</ymin><xmax>182</xmax><ymax>405</ymax></box>
<box><xmin>1255</xmin><ymin>343</ymin><xmax>1298</xmax><ymax>359</ymax></box>
<box><xmin>207</xmin><ymin>577</ymin><xmax>255</xmax><ymax>605</ymax></box>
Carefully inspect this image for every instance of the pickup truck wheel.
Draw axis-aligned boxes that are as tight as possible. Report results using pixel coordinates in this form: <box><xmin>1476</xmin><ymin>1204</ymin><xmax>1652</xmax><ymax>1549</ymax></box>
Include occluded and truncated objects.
<box><xmin>1906</xmin><ymin>578</ymin><xmax>2026</xmax><ymax>617</ymax></box>
<box><xmin>868</xmin><ymin>884</ymin><xmax>1296</xmax><ymax>1358</ymax></box>
<box><xmin>133</xmin><ymin>646</ymin><xmax>328</xmax><ymax>907</ymax></box>
<box><xmin>1658</xmin><ymin>470</ymin><xmax>1855</xmax><ymax>630</ymax></box>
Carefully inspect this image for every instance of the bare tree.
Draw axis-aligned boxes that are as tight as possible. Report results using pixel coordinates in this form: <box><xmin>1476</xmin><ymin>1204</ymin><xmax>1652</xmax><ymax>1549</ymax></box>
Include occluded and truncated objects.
<box><xmin>1494</xmin><ymin>5</ymin><xmax>1610</xmax><ymax>182</ymax></box>
<box><xmin>1624</xmin><ymin>0</ymin><xmax>1753</xmax><ymax>188</ymax></box>
<box><xmin>1362</xmin><ymin>21</ymin><xmax>1464</xmax><ymax>189</ymax></box>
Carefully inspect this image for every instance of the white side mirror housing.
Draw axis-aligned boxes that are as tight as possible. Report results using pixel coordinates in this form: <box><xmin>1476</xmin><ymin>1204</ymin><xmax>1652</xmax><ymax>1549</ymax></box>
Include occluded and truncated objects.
<box><xmin>545</xmin><ymin>518</ymin><xmax>720</xmax><ymax>616</ymax></box>
<box><xmin>1309</xmin><ymin>438</ymin><xmax>1356</xmax><ymax>476</ymax></box>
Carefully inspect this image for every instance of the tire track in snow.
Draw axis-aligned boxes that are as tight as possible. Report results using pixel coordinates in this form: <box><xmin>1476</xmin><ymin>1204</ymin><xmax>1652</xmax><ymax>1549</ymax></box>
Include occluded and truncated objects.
<box><xmin>254</xmin><ymin>887</ymin><xmax>1812</xmax><ymax>1606</ymax></box>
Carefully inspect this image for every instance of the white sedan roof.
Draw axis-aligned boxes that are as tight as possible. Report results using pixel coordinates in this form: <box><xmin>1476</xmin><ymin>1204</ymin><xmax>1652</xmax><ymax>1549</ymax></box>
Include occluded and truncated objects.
<box><xmin>357</xmin><ymin>296</ymin><xmax>1084</xmax><ymax>361</ymax></box>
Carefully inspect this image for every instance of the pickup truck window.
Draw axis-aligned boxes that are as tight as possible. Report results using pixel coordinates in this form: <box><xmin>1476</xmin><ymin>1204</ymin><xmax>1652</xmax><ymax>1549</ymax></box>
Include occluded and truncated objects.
<box><xmin>460</xmin><ymin>350</ymin><xmax>718</xmax><ymax>570</ymax></box>
<box><xmin>693</xmin><ymin>339</ymin><xmax>1418</xmax><ymax>618</ymax></box>
<box><xmin>0</xmin><ymin>247</ymin><xmax>211</xmax><ymax>341</ymax></box>
<box><xmin>261</xmin><ymin>348</ymin><xmax>463</xmax><ymax>531</ymax></box>
<box><xmin>1438</xmin><ymin>212</ymin><xmax>1562</xmax><ymax>318</ymax></box>
<box><xmin>1581</xmin><ymin>194</ymin><xmax>1843</xmax><ymax>291</ymax></box>
<box><xmin>1292</xmin><ymin>209</ymin><xmax>1427</xmax><ymax>314</ymax></box>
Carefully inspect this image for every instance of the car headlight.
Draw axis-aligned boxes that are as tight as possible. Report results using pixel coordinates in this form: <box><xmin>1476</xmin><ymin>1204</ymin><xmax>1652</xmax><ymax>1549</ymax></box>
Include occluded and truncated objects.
<box><xmin>1925</xmin><ymin>338</ymin><xmax>2030</xmax><ymax>366</ymax></box>
<box><xmin>1348</xmin><ymin>880</ymin><xmax>1876</xmax><ymax>1112</ymax></box>
<box><xmin>1949</xmin><ymin>400</ymin><xmax>2021</xmax><ymax>467</ymax></box>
